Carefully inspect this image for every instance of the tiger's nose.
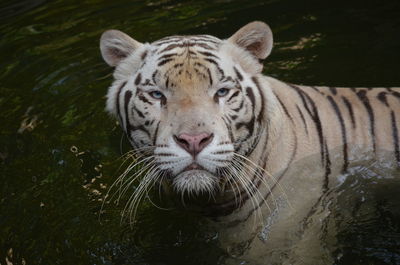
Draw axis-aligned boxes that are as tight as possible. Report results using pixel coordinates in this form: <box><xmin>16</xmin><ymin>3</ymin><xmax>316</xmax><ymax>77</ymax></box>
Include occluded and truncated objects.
<box><xmin>174</xmin><ymin>133</ymin><xmax>214</xmax><ymax>157</ymax></box>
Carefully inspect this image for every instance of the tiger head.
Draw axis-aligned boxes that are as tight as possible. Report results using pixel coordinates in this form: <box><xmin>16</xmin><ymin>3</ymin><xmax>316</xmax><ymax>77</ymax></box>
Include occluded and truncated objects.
<box><xmin>100</xmin><ymin>22</ymin><xmax>273</xmax><ymax>202</ymax></box>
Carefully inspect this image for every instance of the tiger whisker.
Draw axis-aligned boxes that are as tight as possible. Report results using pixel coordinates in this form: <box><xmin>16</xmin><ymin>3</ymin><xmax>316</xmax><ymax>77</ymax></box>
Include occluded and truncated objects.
<box><xmin>113</xmin><ymin>156</ymin><xmax>151</xmax><ymax>190</ymax></box>
<box><xmin>117</xmin><ymin>159</ymin><xmax>156</xmax><ymax>204</ymax></box>
<box><xmin>232</xmin><ymin>156</ymin><xmax>279</xmax><ymax>212</ymax></box>
<box><xmin>227</xmin><ymin>162</ymin><xmax>265</xmax><ymax>229</ymax></box>
<box><xmin>123</xmin><ymin>165</ymin><xmax>158</xmax><ymax>225</ymax></box>
<box><xmin>100</xmin><ymin>155</ymin><xmax>155</xmax><ymax>218</ymax></box>
<box><xmin>130</xmin><ymin>166</ymin><xmax>163</xmax><ymax>218</ymax></box>
<box><xmin>110</xmin><ymin>146</ymin><xmax>155</xmax><ymax>177</ymax></box>
<box><xmin>117</xmin><ymin>145</ymin><xmax>155</xmax><ymax>162</ymax></box>
<box><xmin>145</xmin><ymin>170</ymin><xmax>174</xmax><ymax>211</ymax></box>
<box><xmin>233</xmin><ymin>152</ymin><xmax>292</xmax><ymax>211</ymax></box>
<box><xmin>107</xmin><ymin>158</ymin><xmax>154</xmax><ymax>209</ymax></box>
<box><xmin>226</xmin><ymin>167</ymin><xmax>244</xmax><ymax>208</ymax></box>
<box><xmin>220</xmin><ymin>167</ymin><xmax>240</xmax><ymax>207</ymax></box>
<box><xmin>234</xmin><ymin>168</ymin><xmax>265</xmax><ymax>230</ymax></box>
<box><xmin>232</xmin><ymin>160</ymin><xmax>269</xmax><ymax>229</ymax></box>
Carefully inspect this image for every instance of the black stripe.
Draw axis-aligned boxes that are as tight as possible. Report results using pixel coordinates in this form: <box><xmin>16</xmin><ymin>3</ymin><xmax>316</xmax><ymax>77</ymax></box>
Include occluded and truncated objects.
<box><xmin>311</xmin><ymin>86</ymin><xmax>322</xmax><ymax>94</ymax></box>
<box><xmin>153</xmin><ymin>39</ymin><xmax>179</xmax><ymax>46</ymax></box>
<box><xmin>124</xmin><ymin>90</ymin><xmax>132</xmax><ymax>131</ymax></box>
<box><xmin>222</xmin><ymin>76</ymin><xmax>234</xmax><ymax>83</ymax></box>
<box><xmin>227</xmin><ymin>90</ymin><xmax>240</xmax><ymax>102</ymax></box>
<box><xmin>158</xmin><ymin>53</ymin><xmax>178</xmax><ymax>60</ymax></box>
<box><xmin>158</xmin><ymin>58</ymin><xmax>173</xmax><ymax>66</ymax></box>
<box><xmin>190</xmin><ymin>37</ymin><xmax>219</xmax><ymax>44</ymax></box>
<box><xmin>391</xmin><ymin>111</ymin><xmax>400</xmax><ymax>163</ymax></box>
<box><xmin>377</xmin><ymin>92</ymin><xmax>389</xmax><ymax>107</ymax></box>
<box><xmin>341</xmin><ymin>96</ymin><xmax>356</xmax><ymax>128</ymax></box>
<box><xmin>153</xmin><ymin>121</ymin><xmax>160</xmax><ymax>145</ymax></box>
<box><xmin>153</xmin><ymin>37</ymin><xmax>183</xmax><ymax>46</ymax></box>
<box><xmin>188</xmin><ymin>50</ymin><xmax>197</xmax><ymax>57</ymax></box>
<box><xmin>143</xmin><ymin>79</ymin><xmax>151</xmax><ymax>86</ymax></box>
<box><xmin>356</xmin><ymin>90</ymin><xmax>376</xmax><ymax>152</ymax></box>
<box><xmin>158</xmin><ymin>43</ymin><xmax>181</xmax><ymax>53</ymax></box>
<box><xmin>222</xmin><ymin>117</ymin><xmax>234</xmax><ymax>143</ymax></box>
<box><xmin>232</xmin><ymin>99</ymin><xmax>244</xmax><ymax>112</ymax></box>
<box><xmin>173</xmin><ymin>63</ymin><xmax>184</xmax><ymax>68</ymax></box>
<box><xmin>151</xmin><ymin>70</ymin><xmax>158</xmax><ymax>84</ymax></box>
<box><xmin>309</xmin><ymin>103</ymin><xmax>325</xmax><ymax>166</ymax></box>
<box><xmin>194</xmin><ymin>62</ymin><xmax>207</xmax><ymax>70</ymax></box>
<box><xmin>288</xmin><ymin>84</ymin><xmax>312</xmax><ymax>115</ymax></box>
<box><xmin>327</xmin><ymin>95</ymin><xmax>348</xmax><ymax>172</ymax></box>
<box><xmin>233</xmin><ymin>67</ymin><xmax>243</xmax><ymax>81</ymax></box>
<box><xmin>392</xmin><ymin>91</ymin><xmax>400</xmax><ymax>99</ymax></box>
<box><xmin>165</xmin><ymin>76</ymin><xmax>170</xmax><ymax>89</ymax></box>
<box><xmin>329</xmin><ymin>87</ymin><xmax>337</xmax><ymax>95</ymax></box>
<box><xmin>158</xmin><ymin>42</ymin><xmax>216</xmax><ymax>53</ymax></box>
<box><xmin>207</xmin><ymin>68</ymin><xmax>213</xmax><ymax>86</ymax></box>
<box><xmin>133</xmin><ymin>106</ymin><xmax>144</xmax><ymax>118</ymax></box>
<box><xmin>204</xmin><ymin>58</ymin><xmax>225</xmax><ymax>79</ymax></box>
<box><xmin>235</xmin><ymin>116</ymin><xmax>255</xmax><ymax>136</ymax></box>
<box><xmin>288</xmin><ymin>84</ymin><xmax>324</xmax><ymax>165</ymax></box>
<box><xmin>116</xmin><ymin>81</ymin><xmax>127</xmax><ymax>124</ymax></box>
<box><xmin>323</xmin><ymin>139</ymin><xmax>331</xmax><ymax>191</ymax></box>
<box><xmin>198</xmin><ymin>51</ymin><xmax>217</xmax><ymax>58</ymax></box>
<box><xmin>212</xmin><ymin>150</ymin><xmax>233</xmax><ymax>155</ymax></box>
<box><xmin>296</xmin><ymin>105</ymin><xmax>308</xmax><ymax>135</ymax></box>
<box><xmin>246</xmin><ymin>87</ymin><xmax>256</xmax><ymax>111</ymax></box>
<box><xmin>244</xmin><ymin>124</ymin><xmax>263</xmax><ymax>158</ymax></box>
<box><xmin>156</xmin><ymin>153</ymin><xmax>177</xmax><ymax>157</ymax></box>
<box><xmin>137</xmin><ymin>89</ymin><xmax>153</xmax><ymax>105</ymax></box>
<box><xmin>274</xmin><ymin>93</ymin><xmax>293</xmax><ymax>121</ymax></box>
<box><xmin>141</xmin><ymin>50</ymin><xmax>148</xmax><ymax>60</ymax></box>
<box><xmin>195</xmin><ymin>42</ymin><xmax>215</xmax><ymax>50</ymax></box>
<box><xmin>134</xmin><ymin>73</ymin><xmax>142</xmax><ymax>86</ymax></box>
<box><xmin>252</xmin><ymin>77</ymin><xmax>264</xmax><ymax>122</ymax></box>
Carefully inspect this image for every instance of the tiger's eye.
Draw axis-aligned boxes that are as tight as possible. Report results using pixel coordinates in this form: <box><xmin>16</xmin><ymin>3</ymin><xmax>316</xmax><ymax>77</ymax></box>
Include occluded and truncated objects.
<box><xmin>216</xmin><ymin>88</ymin><xmax>229</xmax><ymax>97</ymax></box>
<box><xmin>149</xmin><ymin>90</ymin><xmax>164</xmax><ymax>99</ymax></box>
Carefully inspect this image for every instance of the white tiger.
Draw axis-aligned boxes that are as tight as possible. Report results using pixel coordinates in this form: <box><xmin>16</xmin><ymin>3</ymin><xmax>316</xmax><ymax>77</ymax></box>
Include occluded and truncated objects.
<box><xmin>100</xmin><ymin>21</ymin><xmax>400</xmax><ymax>264</ymax></box>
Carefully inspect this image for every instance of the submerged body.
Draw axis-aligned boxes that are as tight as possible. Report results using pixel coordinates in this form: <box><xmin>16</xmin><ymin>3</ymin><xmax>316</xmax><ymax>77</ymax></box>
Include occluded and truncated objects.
<box><xmin>100</xmin><ymin>21</ymin><xmax>400</xmax><ymax>264</ymax></box>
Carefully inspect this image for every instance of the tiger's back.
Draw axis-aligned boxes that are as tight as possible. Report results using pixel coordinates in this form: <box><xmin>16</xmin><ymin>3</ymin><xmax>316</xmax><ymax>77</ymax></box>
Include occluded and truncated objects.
<box><xmin>269</xmin><ymin>78</ymin><xmax>400</xmax><ymax>173</ymax></box>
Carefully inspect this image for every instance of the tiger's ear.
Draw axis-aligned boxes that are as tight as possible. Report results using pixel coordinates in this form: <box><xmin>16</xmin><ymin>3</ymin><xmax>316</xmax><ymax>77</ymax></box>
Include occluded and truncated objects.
<box><xmin>100</xmin><ymin>30</ymin><xmax>143</xmax><ymax>67</ymax></box>
<box><xmin>228</xmin><ymin>21</ymin><xmax>273</xmax><ymax>60</ymax></box>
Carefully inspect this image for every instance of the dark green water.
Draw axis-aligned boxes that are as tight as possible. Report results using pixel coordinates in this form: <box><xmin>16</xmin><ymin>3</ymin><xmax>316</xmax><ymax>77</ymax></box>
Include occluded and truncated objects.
<box><xmin>1</xmin><ymin>0</ymin><xmax>400</xmax><ymax>264</ymax></box>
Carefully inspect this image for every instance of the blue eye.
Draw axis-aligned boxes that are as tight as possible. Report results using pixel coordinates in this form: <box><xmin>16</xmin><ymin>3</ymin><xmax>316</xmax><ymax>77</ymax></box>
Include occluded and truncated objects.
<box><xmin>149</xmin><ymin>90</ymin><xmax>164</xmax><ymax>99</ymax></box>
<box><xmin>216</xmin><ymin>88</ymin><xmax>229</xmax><ymax>97</ymax></box>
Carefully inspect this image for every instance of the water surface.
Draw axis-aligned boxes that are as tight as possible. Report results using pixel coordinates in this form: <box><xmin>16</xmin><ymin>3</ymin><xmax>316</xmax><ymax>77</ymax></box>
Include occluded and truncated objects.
<box><xmin>1</xmin><ymin>0</ymin><xmax>400</xmax><ymax>264</ymax></box>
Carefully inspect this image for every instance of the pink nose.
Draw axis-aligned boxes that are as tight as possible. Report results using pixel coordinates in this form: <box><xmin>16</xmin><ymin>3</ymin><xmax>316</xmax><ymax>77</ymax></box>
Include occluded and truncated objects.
<box><xmin>174</xmin><ymin>133</ymin><xmax>214</xmax><ymax>157</ymax></box>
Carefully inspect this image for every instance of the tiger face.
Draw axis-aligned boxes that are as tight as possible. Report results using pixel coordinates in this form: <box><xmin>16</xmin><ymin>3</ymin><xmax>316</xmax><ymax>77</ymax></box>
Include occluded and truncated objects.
<box><xmin>100</xmin><ymin>22</ymin><xmax>273</xmax><ymax>198</ymax></box>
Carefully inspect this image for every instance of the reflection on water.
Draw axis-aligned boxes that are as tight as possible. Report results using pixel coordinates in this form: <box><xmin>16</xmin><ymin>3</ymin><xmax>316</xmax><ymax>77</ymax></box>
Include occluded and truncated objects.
<box><xmin>1</xmin><ymin>0</ymin><xmax>400</xmax><ymax>264</ymax></box>
<box><xmin>328</xmin><ymin>166</ymin><xmax>400</xmax><ymax>264</ymax></box>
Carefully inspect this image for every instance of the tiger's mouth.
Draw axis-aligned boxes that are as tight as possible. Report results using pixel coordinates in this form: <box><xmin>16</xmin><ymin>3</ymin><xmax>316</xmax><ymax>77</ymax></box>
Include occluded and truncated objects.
<box><xmin>156</xmin><ymin>162</ymin><xmax>235</xmax><ymax>214</ymax></box>
<box><xmin>164</xmin><ymin>167</ymin><xmax>236</xmax><ymax>214</ymax></box>
<box><xmin>173</xmin><ymin>167</ymin><xmax>218</xmax><ymax>194</ymax></box>
<box><xmin>182</xmin><ymin>162</ymin><xmax>205</xmax><ymax>172</ymax></box>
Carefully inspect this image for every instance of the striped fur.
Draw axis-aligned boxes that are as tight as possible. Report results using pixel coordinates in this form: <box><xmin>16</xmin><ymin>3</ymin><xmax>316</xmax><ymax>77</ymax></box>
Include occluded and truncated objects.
<box><xmin>100</xmin><ymin>22</ymin><xmax>400</xmax><ymax>263</ymax></box>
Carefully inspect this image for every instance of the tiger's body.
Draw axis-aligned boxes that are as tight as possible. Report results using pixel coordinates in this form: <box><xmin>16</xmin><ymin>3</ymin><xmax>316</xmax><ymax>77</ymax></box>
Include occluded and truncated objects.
<box><xmin>100</xmin><ymin>21</ymin><xmax>400</xmax><ymax>264</ymax></box>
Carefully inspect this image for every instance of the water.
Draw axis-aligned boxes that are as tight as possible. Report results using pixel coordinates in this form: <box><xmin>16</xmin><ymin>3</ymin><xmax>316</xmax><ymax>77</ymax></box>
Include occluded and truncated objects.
<box><xmin>1</xmin><ymin>0</ymin><xmax>400</xmax><ymax>264</ymax></box>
